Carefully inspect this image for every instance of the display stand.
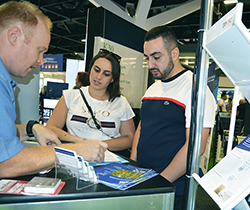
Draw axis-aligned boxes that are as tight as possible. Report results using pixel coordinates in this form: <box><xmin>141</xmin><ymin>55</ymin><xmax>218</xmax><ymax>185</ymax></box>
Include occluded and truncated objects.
<box><xmin>54</xmin><ymin>154</ymin><xmax>98</xmax><ymax>190</ymax></box>
<box><xmin>192</xmin><ymin>135</ymin><xmax>250</xmax><ymax>210</ymax></box>
<box><xmin>193</xmin><ymin>2</ymin><xmax>250</xmax><ymax>210</ymax></box>
<box><xmin>204</xmin><ymin>2</ymin><xmax>250</xmax><ymax>153</ymax></box>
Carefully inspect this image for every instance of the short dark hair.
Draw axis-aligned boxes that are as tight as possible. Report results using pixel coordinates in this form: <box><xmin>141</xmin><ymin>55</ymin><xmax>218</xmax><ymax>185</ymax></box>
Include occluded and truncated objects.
<box><xmin>77</xmin><ymin>72</ymin><xmax>89</xmax><ymax>87</ymax></box>
<box><xmin>88</xmin><ymin>51</ymin><xmax>121</xmax><ymax>102</ymax></box>
<box><xmin>221</xmin><ymin>91</ymin><xmax>227</xmax><ymax>97</ymax></box>
<box><xmin>145</xmin><ymin>25</ymin><xmax>178</xmax><ymax>53</ymax></box>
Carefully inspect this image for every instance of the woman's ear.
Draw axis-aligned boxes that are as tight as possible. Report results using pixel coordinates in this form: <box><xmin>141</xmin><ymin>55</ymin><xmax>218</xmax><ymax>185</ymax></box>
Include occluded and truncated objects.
<box><xmin>7</xmin><ymin>26</ymin><xmax>22</xmax><ymax>45</ymax></box>
<box><xmin>171</xmin><ymin>47</ymin><xmax>179</xmax><ymax>62</ymax></box>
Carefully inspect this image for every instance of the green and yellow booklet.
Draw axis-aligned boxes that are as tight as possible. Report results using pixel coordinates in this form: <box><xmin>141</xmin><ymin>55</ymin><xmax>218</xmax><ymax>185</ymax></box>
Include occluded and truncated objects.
<box><xmin>94</xmin><ymin>162</ymin><xmax>158</xmax><ymax>190</ymax></box>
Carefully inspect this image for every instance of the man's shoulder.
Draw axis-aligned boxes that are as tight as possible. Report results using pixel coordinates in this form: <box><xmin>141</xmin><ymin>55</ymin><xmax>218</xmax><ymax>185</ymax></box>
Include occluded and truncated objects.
<box><xmin>240</xmin><ymin>103</ymin><xmax>247</xmax><ymax>109</ymax></box>
<box><xmin>0</xmin><ymin>59</ymin><xmax>12</xmax><ymax>82</ymax></box>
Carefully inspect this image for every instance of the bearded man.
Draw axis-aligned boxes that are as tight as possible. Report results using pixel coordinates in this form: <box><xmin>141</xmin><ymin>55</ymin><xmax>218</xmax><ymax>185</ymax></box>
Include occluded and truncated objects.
<box><xmin>130</xmin><ymin>25</ymin><xmax>216</xmax><ymax>210</ymax></box>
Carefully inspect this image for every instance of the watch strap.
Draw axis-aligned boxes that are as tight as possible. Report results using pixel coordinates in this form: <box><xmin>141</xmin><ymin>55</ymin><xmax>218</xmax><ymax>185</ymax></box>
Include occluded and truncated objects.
<box><xmin>26</xmin><ymin>120</ymin><xmax>39</xmax><ymax>137</ymax></box>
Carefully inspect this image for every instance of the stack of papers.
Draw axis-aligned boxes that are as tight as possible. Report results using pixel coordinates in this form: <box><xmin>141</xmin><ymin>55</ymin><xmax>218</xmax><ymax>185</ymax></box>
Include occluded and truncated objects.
<box><xmin>94</xmin><ymin>162</ymin><xmax>158</xmax><ymax>190</ymax></box>
<box><xmin>0</xmin><ymin>178</ymin><xmax>65</xmax><ymax>195</ymax></box>
<box><xmin>89</xmin><ymin>150</ymin><xmax>129</xmax><ymax>166</ymax></box>
<box><xmin>24</xmin><ymin>177</ymin><xmax>61</xmax><ymax>194</ymax></box>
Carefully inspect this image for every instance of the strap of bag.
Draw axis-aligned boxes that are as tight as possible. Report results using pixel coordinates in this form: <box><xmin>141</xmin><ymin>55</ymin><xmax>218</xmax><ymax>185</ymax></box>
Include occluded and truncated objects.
<box><xmin>79</xmin><ymin>89</ymin><xmax>101</xmax><ymax>130</ymax></box>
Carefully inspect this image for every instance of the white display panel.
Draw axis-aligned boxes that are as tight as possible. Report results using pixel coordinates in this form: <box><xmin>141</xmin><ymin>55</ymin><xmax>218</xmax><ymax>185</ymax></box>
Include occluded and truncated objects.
<box><xmin>66</xmin><ymin>59</ymin><xmax>86</xmax><ymax>89</ymax></box>
<box><xmin>93</xmin><ymin>37</ymin><xmax>148</xmax><ymax>109</ymax></box>
<box><xmin>43</xmin><ymin>98</ymin><xmax>59</xmax><ymax>109</ymax></box>
<box><xmin>204</xmin><ymin>2</ymin><xmax>250</xmax><ymax>101</ymax></box>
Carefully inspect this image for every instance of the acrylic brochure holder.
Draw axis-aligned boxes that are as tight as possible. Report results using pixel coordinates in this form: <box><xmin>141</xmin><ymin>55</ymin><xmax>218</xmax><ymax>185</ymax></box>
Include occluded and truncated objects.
<box><xmin>54</xmin><ymin>153</ymin><xmax>98</xmax><ymax>190</ymax></box>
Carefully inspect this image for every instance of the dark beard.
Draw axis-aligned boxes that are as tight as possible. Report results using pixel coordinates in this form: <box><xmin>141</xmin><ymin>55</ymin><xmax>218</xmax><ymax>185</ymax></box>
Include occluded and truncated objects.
<box><xmin>150</xmin><ymin>58</ymin><xmax>174</xmax><ymax>80</ymax></box>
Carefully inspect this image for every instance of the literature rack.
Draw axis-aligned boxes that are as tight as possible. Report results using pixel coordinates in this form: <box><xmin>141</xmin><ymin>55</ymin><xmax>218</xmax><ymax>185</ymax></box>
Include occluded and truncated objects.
<box><xmin>204</xmin><ymin>2</ymin><xmax>250</xmax><ymax>154</ymax></box>
<box><xmin>192</xmin><ymin>135</ymin><xmax>250</xmax><ymax>210</ymax></box>
<box><xmin>193</xmin><ymin>2</ymin><xmax>250</xmax><ymax>210</ymax></box>
<box><xmin>54</xmin><ymin>153</ymin><xmax>98</xmax><ymax>190</ymax></box>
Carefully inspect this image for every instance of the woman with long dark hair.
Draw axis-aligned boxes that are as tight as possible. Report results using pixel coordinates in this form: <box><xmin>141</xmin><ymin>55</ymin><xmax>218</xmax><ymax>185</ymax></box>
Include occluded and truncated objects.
<box><xmin>46</xmin><ymin>49</ymin><xmax>135</xmax><ymax>151</ymax></box>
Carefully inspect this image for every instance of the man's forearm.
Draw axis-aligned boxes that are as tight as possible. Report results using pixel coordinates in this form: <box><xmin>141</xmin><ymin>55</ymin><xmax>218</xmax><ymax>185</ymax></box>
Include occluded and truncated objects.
<box><xmin>0</xmin><ymin>146</ymin><xmax>55</xmax><ymax>178</ymax></box>
<box><xmin>16</xmin><ymin>124</ymin><xmax>30</xmax><ymax>142</ymax></box>
<box><xmin>160</xmin><ymin>128</ymin><xmax>210</xmax><ymax>182</ymax></box>
<box><xmin>130</xmin><ymin>121</ymin><xmax>141</xmax><ymax>161</ymax></box>
<box><xmin>160</xmin><ymin>143</ymin><xmax>188</xmax><ymax>182</ymax></box>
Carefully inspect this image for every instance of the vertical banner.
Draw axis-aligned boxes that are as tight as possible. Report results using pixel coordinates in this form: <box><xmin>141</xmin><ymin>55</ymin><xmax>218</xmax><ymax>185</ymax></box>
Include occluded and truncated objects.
<box><xmin>200</xmin><ymin>128</ymin><xmax>214</xmax><ymax>174</ymax></box>
<box><xmin>200</xmin><ymin>62</ymin><xmax>219</xmax><ymax>174</ymax></box>
<box><xmin>93</xmin><ymin>37</ymin><xmax>148</xmax><ymax>108</ymax></box>
<box><xmin>41</xmin><ymin>54</ymin><xmax>63</xmax><ymax>72</ymax></box>
<box><xmin>207</xmin><ymin>62</ymin><xmax>219</xmax><ymax>101</ymax></box>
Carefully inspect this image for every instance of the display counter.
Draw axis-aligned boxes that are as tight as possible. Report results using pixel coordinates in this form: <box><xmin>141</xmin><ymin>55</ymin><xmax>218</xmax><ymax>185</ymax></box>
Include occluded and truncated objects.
<box><xmin>0</xmin><ymin>158</ymin><xmax>175</xmax><ymax>210</ymax></box>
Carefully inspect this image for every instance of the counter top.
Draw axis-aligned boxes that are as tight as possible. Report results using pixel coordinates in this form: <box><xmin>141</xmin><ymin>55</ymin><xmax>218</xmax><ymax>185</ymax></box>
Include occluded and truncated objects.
<box><xmin>0</xmin><ymin>158</ymin><xmax>175</xmax><ymax>205</ymax></box>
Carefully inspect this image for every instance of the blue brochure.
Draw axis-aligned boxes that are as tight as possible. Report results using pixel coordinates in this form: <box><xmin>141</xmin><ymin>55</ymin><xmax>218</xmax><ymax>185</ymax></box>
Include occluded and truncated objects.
<box><xmin>94</xmin><ymin>162</ymin><xmax>158</xmax><ymax>190</ymax></box>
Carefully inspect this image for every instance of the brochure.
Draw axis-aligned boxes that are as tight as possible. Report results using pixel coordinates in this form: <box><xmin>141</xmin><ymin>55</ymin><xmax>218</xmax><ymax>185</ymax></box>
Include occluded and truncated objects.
<box><xmin>24</xmin><ymin>177</ymin><xmax>62</xmax><ymax>194</ymax></box>
<box><xmin>193</xmin><ymin>134</ymin><xmax>250</xmax><ymax>210</ymax></box>
<box><xmin>0</xmin><ymin>178</ymin><xmax>65</xmax><ymax>195</ymax></box>
<box><xmin>94</xmin><ymin>162</ymin><xmax>158</xmax><ymax>190</ymax></box>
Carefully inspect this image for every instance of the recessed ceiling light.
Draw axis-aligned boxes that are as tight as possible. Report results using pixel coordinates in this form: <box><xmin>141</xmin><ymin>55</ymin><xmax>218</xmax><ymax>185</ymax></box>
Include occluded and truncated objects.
<box><xmin>224</xmin><ymin>0</ymin><xmax>238</xmax><ymax>4</ymax></box>
<box><xmin>62</xmin><ymin>3</ymin><xmax>75</xmax><ymax>9</ymax></box>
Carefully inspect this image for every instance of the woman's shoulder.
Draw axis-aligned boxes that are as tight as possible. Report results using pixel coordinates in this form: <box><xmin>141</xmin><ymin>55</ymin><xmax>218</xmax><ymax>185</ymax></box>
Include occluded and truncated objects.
<box><xmin>113</xmin><ymin>95</ymin><xmax>131</xmax><ymax>107</ymax></box>
<box><xmin>114</xmin><ymin>94</ymin><xmax>128</xmax><ymax>102</ymax></box>
<box><xmin>64</xmin><ymin>88</ymin><xmax>78</xmax><ymax>96</ymax></box>
<box><xmin>63</xmin><ymin>87</ymin><xmax>86</xmax><ymax>101</ymax></box>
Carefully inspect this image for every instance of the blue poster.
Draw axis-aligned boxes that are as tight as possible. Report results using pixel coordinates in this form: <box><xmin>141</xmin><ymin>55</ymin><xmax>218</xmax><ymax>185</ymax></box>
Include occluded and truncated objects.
<box><xmin>207</xmin><ymin>62</ymin><xmax>219</xmax><ymax>101</ymax></box>
<box><xmin>236</xmin><ymin>134</ymin><xmax>250</xmax><ymax>152</ymax></box>
<box><xmin>41</xmin><ymin>54</ymin><xmax>63</xmax><ymax>72</ymax></box>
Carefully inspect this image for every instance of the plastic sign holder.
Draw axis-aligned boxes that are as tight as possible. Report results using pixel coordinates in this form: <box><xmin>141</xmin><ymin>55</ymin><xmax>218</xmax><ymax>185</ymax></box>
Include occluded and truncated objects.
<box><xmin>54</xmin><ymin>151</ymin><xmax>98</xmax><ymax>190</ymax></box>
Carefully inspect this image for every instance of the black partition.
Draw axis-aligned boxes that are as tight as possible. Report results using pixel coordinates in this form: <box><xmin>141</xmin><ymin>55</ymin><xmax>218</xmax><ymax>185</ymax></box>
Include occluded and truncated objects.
<box><xmin>243</xmin><ymin>103</ymin><xmax>250</xmax><ymax>136</ymax></box>
<box><xmin>85</xmin><ymin>7</ymin><xmax>154</xmax><ymax>88</ymax></box>
<box><xmin>85</xmin><ymin>7</ymin><xmax>156</xmax><ymax>127</ymax></box>
<box><xmin>86</xmin><ymin>7</ymin><xmax>145</xmax><ymax>69</ymax></box>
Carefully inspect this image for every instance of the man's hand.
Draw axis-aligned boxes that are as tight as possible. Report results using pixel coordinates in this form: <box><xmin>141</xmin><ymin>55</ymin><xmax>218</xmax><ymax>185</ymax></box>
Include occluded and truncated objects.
<box><xmin>74</xmin><ymin>139</ymin><xmax>108</xmax><ymax>163</ymax></box>
<box><xmin>32</xmin><ymin>124</ymin><xmax>61</xmax><ymax>146</ymax></box>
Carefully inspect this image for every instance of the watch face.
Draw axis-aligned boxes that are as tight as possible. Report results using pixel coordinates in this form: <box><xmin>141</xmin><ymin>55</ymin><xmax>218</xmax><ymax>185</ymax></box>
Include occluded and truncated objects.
<box><xmin>87</xmin><ymin>117</ymin><xmax>101</xmax><ymax>129</ymax></box>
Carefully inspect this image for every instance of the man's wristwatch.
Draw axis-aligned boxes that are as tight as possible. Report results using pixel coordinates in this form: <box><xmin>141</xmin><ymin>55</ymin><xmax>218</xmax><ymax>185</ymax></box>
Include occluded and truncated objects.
<box><xmin>26</xmin><ymin>120</ymin><xmax>39</xmax><ymax>137</ymax></box>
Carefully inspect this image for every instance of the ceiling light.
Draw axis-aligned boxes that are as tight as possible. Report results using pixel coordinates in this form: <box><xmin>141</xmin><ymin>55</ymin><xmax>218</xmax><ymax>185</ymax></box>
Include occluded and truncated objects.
<box><xmin>224</xmin><ymin>0</ymin><xmax>238</xmax><ymax>4</ymax></box>
<box><xmin>62</xmin><ymin>3</ymin><xmax>76</xmax><ymax>9</ymax></box>
<box><xmin>89</xmin><ymin>0</ymin><xmax>100</xmax><ymax>7</ymax></box>
<box><xmin>179</xmin><ymin>56</ymin><xmax>196</xmax><ymax>59</ymax></box>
